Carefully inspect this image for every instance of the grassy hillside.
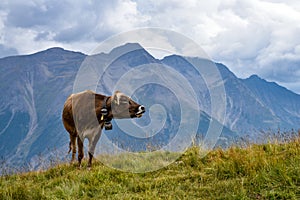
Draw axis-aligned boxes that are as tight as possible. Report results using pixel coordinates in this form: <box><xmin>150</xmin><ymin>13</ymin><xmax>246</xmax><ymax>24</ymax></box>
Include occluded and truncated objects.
<box><xmin>1</xmin><ymin>137</ymin><xmax>300</xmax><ymax>200</ymax></box>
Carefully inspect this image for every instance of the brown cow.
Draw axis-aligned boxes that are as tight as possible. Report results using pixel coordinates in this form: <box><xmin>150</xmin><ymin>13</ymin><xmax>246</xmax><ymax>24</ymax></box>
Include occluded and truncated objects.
<box><xmin>62</xmin><ymin>90</ymin><xmax>145</xmax><ymax>168</ymax></box>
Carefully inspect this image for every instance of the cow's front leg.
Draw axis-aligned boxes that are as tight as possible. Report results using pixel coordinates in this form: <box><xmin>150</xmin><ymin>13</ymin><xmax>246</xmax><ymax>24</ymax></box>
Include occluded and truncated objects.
<box><xmin>88</xmin><ymin>152</ymin><xmax>93</xmax><ymax>169</ymax></box>
<box><xmin>87</xmin><ymin>128</ymin><xmax>102</xmax><ymax>169</ymax></box>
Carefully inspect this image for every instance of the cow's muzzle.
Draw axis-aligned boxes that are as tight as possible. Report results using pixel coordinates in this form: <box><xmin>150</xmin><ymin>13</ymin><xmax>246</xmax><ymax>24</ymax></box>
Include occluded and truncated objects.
<box><xmin>136</xmin><ymin>105</ymin><xmax>145</xmax><ymax>118</ymax></box>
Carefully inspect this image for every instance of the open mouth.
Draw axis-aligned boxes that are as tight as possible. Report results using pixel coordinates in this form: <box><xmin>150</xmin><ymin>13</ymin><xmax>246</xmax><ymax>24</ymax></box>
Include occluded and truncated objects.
<box><xmin>135</xmin><ymin>110</ymin><xmax>145</xmax><ymax>118</ymax></box>
<box><xmin>134</xmin><ymin>105</ymin><xmax>145</xmax><ymax>118</ymax></box>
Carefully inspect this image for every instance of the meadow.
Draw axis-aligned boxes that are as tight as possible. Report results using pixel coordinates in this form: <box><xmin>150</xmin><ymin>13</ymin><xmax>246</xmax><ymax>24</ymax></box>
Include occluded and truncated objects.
<box><xmin>1</xmin><ymin>132</ymin><xmax>299</xmax><ymax>199</ymax></box>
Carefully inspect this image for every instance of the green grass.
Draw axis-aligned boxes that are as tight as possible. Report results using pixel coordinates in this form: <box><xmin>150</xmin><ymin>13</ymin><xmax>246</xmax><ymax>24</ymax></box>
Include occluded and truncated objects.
<box><xmin>1</xmin><ymin>137</ymin><xmax>300</xmax><ymax>200</ymax></box>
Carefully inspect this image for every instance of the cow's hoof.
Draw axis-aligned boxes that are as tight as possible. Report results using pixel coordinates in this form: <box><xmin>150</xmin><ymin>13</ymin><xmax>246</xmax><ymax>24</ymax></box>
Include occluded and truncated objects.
<box><xmin>87</xmin><ymin>167</ymin><xmax>91</xmax><ymax>171</ymax></box>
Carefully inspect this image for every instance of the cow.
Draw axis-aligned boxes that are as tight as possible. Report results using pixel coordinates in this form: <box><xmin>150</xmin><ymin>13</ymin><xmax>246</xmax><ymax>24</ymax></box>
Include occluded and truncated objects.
<box><xmin>62</xmin><ymin>90</ymin><xmax>145</xmax><ymax>168</ymax></box>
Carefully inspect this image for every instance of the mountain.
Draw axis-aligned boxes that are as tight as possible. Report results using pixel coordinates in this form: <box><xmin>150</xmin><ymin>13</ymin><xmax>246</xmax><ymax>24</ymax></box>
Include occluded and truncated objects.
<box><xmin>162</xmin><ymin>56</ymin><xmax>300</xmax><ymax>134</ymax></box>
<box><xmin>0</xmin><ymin>48</ymin><xmax>86</xmax><ymax>167</ymax></box>
<box><xmin>242</xmin><ymin>75</ymin><xmax>300</xmax><ymax>130</ymax></box>
<box><xmin>0</xmin><ymin>43</ymin><xmax>299</xmax><ymax>171</ymax></box>
<box><xmin>83</xmin><ymin>44</ymin><xmax>236</xmax><ymax>153</ymax></box>
<box><xmin>215</xmin><ymin>63</ymin><xmax>285</xmax><ymax>133</ymax></box>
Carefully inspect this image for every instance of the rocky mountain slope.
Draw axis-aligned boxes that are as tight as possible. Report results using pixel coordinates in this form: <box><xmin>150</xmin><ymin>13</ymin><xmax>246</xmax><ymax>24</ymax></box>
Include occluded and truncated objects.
<box><xmin>0</xmin><ymin>44</ymin><xmax>299</xmax><ymax>169</ymax></box>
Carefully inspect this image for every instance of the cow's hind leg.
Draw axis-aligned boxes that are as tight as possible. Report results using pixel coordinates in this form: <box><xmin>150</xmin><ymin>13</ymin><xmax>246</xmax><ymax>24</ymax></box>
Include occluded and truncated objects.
<box><xmin>77</xmin><ymin>136</ymin><xmax>84</xmax><ymax>168</ymax></box>
<box><xmin>69</xmin><ymin>134</ymin><xmax>77</xmax><ymax>164</ymax></box>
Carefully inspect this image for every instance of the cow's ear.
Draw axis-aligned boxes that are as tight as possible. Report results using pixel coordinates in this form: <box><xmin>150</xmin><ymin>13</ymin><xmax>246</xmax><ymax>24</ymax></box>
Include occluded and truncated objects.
<box><xmin>113</xmin><ymin>91</ymin><xmax>122</xmax><ymax>105</ymax></box>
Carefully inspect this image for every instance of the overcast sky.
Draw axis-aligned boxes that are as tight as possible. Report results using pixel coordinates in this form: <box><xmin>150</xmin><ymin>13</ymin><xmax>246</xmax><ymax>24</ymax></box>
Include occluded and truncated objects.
<box><xmin>0</xmin><ymin>0</ymin><xmax>299</xmax><ymax>94</ymax></box>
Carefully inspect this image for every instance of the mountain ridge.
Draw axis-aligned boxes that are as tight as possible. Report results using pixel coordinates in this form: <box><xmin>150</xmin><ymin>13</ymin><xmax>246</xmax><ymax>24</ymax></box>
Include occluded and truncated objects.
<box><xmin>0</xmin><ymin>43</ymin><xmax>299</xmax><ymax>170</ymax></box>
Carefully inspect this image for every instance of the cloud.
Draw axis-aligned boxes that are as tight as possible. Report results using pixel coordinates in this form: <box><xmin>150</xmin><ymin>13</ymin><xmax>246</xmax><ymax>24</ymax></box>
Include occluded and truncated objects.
<box><xmin>132</xmin><ymin>0</ymin><xmax>300</xmax><ymax>93</ymax></box>
<box><xmin>4</xmin><ymin>0</ymin><xmax>66</xmax><ymax>28</ymax></box>
<box><xmin>0</xmin><ymin>44</ymin><xmax>18</xmax><ymax>58</ymax></box>
<box><xmin>0</xmin><ymin>0</ymin><xmax>148</xmax><ymax>54</ymax></box>
<box><xmin>0</xmin><ymin>0</ymin><xmax>299</xmax><ymax>94</ymax></box>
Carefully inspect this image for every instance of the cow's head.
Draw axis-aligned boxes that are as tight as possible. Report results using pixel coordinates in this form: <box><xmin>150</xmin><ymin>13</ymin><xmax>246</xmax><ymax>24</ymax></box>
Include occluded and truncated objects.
<box><xmin>111</xmin><ymin>91</ymin><xmax>145</xmax><ymax>119</ymax></box>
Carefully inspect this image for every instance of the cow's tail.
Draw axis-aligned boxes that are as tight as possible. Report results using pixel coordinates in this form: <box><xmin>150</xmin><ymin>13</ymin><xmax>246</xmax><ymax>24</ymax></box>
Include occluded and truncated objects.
<box><xmin>68</xmin><ymin>141</ymin><xmax>72</xmax><ymax>154</ymax></box>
